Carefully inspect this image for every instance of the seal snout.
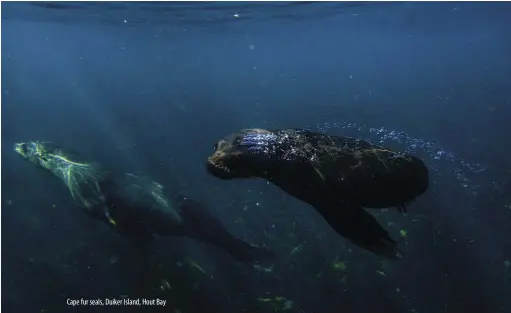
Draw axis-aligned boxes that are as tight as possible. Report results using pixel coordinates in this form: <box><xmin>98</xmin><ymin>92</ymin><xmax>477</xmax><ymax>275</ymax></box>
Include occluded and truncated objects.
<box><xmin>14</xmin><ymin>142</ymin><xmax>27</xmax><ymax>156</ymax></box>
<box><xmin>206</xmin><ymin>161</ymin><xmax>226</xmax><ymax>179</ymax></box>
<box><xmin>206</xmin><ymin>152</ymin><xmax>232</xmax><ymax>179</ymax></box>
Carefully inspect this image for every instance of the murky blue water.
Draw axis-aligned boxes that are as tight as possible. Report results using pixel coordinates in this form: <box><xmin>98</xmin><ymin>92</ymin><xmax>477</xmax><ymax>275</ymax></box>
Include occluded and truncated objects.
<box><xmin>2</xmin><ymin>2</ymin><xmax>511</xmax><ymax>313</ymax></box>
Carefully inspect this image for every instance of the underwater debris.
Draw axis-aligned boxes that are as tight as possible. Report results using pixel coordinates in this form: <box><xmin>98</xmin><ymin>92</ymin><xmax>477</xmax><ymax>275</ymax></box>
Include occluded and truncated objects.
<box><xmin>108</xmin><ymin>255</ymin><xmax>118</xmax><ymax>265</ymax></box>
<box><xmin>376</xmin><ymin>270</ymin><xmax>386</xmax><ymax>277</ymax></box>
<box><xmin>411</xmin><ymin>213</ymin><xmax>428</xmax><ymax>223</ymax></box>
<box><xmin>159</xmin><ymin>278</ymin><xmax>172</xmax><ymax>291</ymax></box>
<box><xmin>332</xmin><ymin>260</ymin><xmax>347</xmax><ymax>271</ymax></box>
<box><xmin>258</xmin><ymin>297</ymin><xmax>272</xmax><ymax>303</ymax></box>
<box><xmin>290</xmin><ymin>243</ymin><xmax>303</xmax><ymax>255</ymax></box>
<box><xmin>289</xmin><ymin>220</ymin><xmax>296</xmax><ymax>238</ymax></box>
<box><xmin>399</xmin><ymin>229</ymin><xmax>407</xmax><ymax>238</ymax></box>
<box><xmin>253</xmin><ymin>264</ymin><xmax>273</xmax><ymax>273</ymax></box>
<box><xmin>186</xmin><ymin>259</ymin><xmax>206</xmax><ymax>274</ymax></box>
<box><xmin>283</xmin><ymin>300</ymin><xmax>293</xmax><ymax>310</ymax></box>
<box><xmin>257</xmin><ymin>295</ymin><xmax>294</xmax><ymax>311</ymax></box>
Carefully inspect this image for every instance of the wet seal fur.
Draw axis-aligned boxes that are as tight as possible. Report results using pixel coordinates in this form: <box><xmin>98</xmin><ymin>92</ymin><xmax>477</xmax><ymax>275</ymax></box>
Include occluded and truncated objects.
<box><xmin>14</xmin><ymin>141</ymin><xmax>273</xmax><ymax>264</ymax></box>
<box><xmin>207</xmin><ymin>128</ymin><xmax>429</xmax><ymax>259</ymax></box>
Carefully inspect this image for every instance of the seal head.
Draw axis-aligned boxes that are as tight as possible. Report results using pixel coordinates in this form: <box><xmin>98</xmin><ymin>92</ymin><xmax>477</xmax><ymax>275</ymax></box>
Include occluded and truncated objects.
<box><xmin>207</xmin><ymin>128</ymin><xmax>282</xmax><ymax>180</ymax></box>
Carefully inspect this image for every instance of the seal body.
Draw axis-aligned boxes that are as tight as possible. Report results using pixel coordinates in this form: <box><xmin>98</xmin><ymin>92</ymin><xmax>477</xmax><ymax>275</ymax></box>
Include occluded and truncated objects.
<box><xmin>14</xmin><ymin>141</ymin><xmax>272</xmax><ymax>263</ymax></box>
<box><xmin>207</xmin><ymin>128</ymin><xmax>429</xmax><ymax>259</ymax></box>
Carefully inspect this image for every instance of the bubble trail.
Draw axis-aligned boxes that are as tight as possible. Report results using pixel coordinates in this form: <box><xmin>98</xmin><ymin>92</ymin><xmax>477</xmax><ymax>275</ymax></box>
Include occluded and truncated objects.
<box><xmin>310</xmin><ymin>121</ymin><xmax>494</xmax><ymax>195</ymax></box>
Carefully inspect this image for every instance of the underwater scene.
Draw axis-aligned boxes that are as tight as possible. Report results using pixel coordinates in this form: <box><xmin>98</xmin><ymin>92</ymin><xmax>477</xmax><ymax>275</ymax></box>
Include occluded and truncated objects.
<box><xmin>1</xmin><ymin>2</ymin><xmax>511</xmax><ymax>313</ymax></box>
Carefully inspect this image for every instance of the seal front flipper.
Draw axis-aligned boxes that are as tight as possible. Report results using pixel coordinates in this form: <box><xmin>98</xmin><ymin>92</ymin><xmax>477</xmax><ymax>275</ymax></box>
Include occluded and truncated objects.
<box><xmin>175</xmin><ymin>195</ymin><xmax>275</xmax><ymax>263</ymax></box>
<box><xmin>317</xmin><ymin>202</ymin><xmax>402</xmax><ymax>260</ymax></box>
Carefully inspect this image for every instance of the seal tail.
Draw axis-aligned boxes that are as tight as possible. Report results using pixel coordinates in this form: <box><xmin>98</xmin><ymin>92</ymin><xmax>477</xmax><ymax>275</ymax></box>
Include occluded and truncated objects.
<box><xmin>177</xmin><ymin>195</ymin><xmax>274</xmax><ymax>263</ymax></box>
<box><xmin>318</xmin><ymin>203</ymin><xmax>402</xmax><ymax>260</ymax></box>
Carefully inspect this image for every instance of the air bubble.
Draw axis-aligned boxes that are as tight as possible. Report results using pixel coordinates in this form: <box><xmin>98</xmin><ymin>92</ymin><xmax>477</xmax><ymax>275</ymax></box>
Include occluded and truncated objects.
<box><xmin>310</xmin><ymin>121</ymin><xmax>492</xmax><ymax>195</ymax></box>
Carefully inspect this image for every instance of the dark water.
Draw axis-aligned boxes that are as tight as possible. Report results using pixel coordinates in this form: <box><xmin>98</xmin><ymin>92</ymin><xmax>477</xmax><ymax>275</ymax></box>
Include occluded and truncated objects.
<box><xmin>2</xmin><ymin>2</ymin><xmax>511</xmax><ymax>313</ymax></box>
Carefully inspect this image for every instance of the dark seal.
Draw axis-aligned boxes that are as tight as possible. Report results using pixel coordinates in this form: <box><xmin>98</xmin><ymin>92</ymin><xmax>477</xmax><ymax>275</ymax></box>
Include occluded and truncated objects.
<box><xmin>14</xmin><ymin>140</ymin><xmax>272</xmax><ymax>264</ymax></box>
<box><xmin>206</xmin><ymin>128</ymin><xmax>429</xmax><ymax>259</ymax></box>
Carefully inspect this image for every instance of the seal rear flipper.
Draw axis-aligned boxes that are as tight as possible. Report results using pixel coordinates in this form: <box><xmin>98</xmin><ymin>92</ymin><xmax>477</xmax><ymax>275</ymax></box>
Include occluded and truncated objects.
<box><xmin>317</xmin><ymin>203</ymin><xmax>402</xmax><ymax>260</ymax></box>
<box><xmin>176</xmin><ymin>195</ymin><xmax>275</xmax><ymax>263</ymax></box>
